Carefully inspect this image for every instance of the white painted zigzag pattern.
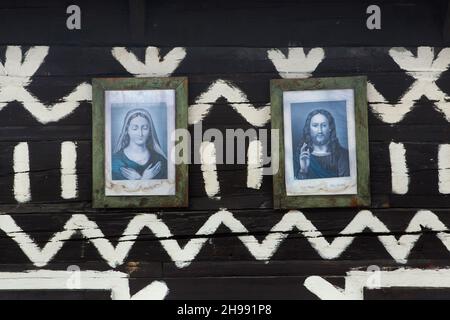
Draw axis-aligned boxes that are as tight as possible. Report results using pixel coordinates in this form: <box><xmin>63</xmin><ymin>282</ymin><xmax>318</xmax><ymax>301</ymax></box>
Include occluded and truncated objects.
<box><xmin>0</xmin><ymin>209</ymin><xmax>449</xmax><ymax>268</ymax></box>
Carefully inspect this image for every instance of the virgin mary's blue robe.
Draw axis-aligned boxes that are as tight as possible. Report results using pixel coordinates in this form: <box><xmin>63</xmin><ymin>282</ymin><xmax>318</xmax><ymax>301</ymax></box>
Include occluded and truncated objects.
<box><xmin>112</xmin><ymin>150</ymin><xmax>167</xmax><ymax>180</ymax></box>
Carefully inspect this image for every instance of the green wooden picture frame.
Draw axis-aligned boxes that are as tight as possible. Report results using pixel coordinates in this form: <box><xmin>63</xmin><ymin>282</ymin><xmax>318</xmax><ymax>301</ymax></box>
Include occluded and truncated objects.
<box><xmin>271</xmin><ymin>76</ymin><xmax>370</xmax><ymax>209</ymax></box>
<box><xmin>92</xmin><ymin>77</ymin><xmax>188</xmax><ymax>208</ymax></box>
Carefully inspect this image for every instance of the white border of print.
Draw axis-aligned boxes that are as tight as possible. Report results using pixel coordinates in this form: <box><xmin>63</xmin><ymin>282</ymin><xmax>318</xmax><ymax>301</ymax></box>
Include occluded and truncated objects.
<box><xmin>104</xmin><ymin>89</ymin><xmax>176</xmax><ymax>196</ymax></box>
<box><xmin>283</xmin><ymin>89</ymin><xmax>357</xmax><ymax>196</ymax></box>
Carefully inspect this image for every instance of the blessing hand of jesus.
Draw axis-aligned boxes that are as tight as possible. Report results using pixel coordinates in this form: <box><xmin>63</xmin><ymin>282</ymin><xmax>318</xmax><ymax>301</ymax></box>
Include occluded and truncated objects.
<box><xmin>299</xmin><ymin>143</ymin><xmax>310</xmax><ymax>173</ymax></box>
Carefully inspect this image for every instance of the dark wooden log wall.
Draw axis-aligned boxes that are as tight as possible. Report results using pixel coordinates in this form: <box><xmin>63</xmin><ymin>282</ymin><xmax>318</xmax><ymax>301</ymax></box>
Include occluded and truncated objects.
<box><xmin>0</xmin><ymin>0</ymin><xmax>449</xmax><ymax>299</ymax></box>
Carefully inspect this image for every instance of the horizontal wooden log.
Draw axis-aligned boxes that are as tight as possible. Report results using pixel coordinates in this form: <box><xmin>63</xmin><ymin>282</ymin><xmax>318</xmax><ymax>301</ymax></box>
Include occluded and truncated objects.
<box><xmin>0</xmin><ymin>208</ymin><xmax>447</xmax><ymax>266</ymax></box>
<box><xmin>0</xmin><ymin>0</ymin><xmax>444</xmax><ymax>47</ymax></box>
<box><xmin>0</xmin><ymin>139</ymin><xmax>449</xmax><ymax>208</ymax></box>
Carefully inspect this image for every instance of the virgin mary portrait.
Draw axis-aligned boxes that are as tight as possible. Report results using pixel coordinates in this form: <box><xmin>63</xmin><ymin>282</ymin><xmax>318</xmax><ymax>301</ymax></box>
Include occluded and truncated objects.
<box><xmin>111</xmin><ymin>108</ymin><xmax>168</xmax><ymax>180</ymax></box>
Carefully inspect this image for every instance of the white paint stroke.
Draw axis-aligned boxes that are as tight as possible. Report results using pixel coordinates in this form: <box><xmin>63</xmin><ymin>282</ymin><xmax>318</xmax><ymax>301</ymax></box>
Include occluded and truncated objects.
<box><xmin>130</xmin><ymin>280</ymin><xmax>169</xmax><ymax>300</ymax></box>
<box><xmin>61</xmin><ymin>141</ymin><xmax>78</xmax><ymax>199</ymax></box>
<box><xmin>389</xmin><ymin>142</ymin><xmax>409</xmax><ymax>195</ymax></box>
<box><xmin>438</xmin><ymin>144</ymin><xmax>450</xmax><ymax>194</ymax></box>
<box><xmin>112</xmin><ymin>46</ymin><xmax>186</xmax><ymax>77</ymax></box>
<box><xmin>369</xmin><ymin>47</ymin><xmax>450</xmax><ymax>124</ymax></box>
<box><xmin>0</xmin><ymin>270</ymin><xmax>168</xmax><ymax>300</ymax></box>
<box><xmin>200</xmin><ymin>141</ymin><xmax>220</xmax><ymax>199</ymax></box>
<box><xmin>189</xmin><ymin>79</ymin><xmax>270</xmax><ymax>127</ymax></box>
<box><xmin>0</xmin><ymin>209</ymin><xmax>449</xmax><ymax>269</ymax></box>
<box><xmin>305</xmin><ymin>268</ymin><xmax>450</xmax><ymax>300</ymax></box>
<box><xmin>247</xmin><ymin>140</ymin><xmax>263</xmax><ymax>189</ymax></box>
<box><xmin>267</xmin><ymin>47</ymin><xmax>325</xmax><ymax>78</ymax></box>
<box><xmin>13</xmin><ymin>142</ymin><xmax>30</xmax><ymax>203</ymax></box>
<box><xmin>304</xmin><ymin>276</ymin><xmax>351</xmax><ymax>300</ymax></box>
<box><xmin>2</xmin><ymin>46</ymin><xmax>49</xmax><ymax>79</ymax></box>
<box><xmin>0</xmin><ymin>46</ymin><xmax>91</xmax><ymax>124</ymax></box>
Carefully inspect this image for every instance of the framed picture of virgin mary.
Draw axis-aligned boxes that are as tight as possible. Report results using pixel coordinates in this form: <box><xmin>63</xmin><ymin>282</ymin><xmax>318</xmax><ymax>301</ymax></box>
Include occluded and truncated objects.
<box><xmin>92</xmin><ymin>77</ymin><xmax>188</xmax><ymax>208</ymax></box>
<box><xmin>271</xmin><ymin>76</ymin><xmax>370</xmax><ymax>209</ymax></box>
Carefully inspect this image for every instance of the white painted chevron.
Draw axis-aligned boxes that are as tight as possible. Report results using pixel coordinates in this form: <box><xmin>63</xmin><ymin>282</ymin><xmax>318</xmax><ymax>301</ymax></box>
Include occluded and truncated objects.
<box><xmin>0</xmin><ymin>209</ymin><xmax>448</xmax><ymax>269</ymax></box>
<box><xmin>188</xmin><ymin>79</ymin><xmax>270</xmax><ymax>127</ymax></box>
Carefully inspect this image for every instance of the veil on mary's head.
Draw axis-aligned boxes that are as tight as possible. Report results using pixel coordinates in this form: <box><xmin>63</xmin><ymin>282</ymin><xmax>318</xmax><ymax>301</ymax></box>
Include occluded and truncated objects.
<box><xmin>114</xmin><ymin>108</ymin><xmax>166</xmax><ymax>159</ymax></box>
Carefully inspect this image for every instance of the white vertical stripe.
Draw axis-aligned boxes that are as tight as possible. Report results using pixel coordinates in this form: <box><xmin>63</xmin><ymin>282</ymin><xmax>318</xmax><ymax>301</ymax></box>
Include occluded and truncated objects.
<box><xmin>247</xmin><ymin>140</ymin><xmax>263</xmax><ymax>189</ymax></box>
<box><xmin>13</xmin><ymin>142</ymin><xmax>30</xmax><ymax>203</ymax></box>
<box><xmin>389</xmin><ymin>142</ymin><xmax>409</xmax><ymax>195</ymax></box>
<box><xmin>200</xmin><ymin>141</ymin><xmax>220</xmax><ymax>198</ymax></box>
<box><xmin>438</xmin><ymin>144</ymin><xmax>450</xmax><ymax>194</ymax></box>
<box><xmin>61</xmin><ymin>141</ymin><xmax>78</xmax><ymax>199</ymax></box>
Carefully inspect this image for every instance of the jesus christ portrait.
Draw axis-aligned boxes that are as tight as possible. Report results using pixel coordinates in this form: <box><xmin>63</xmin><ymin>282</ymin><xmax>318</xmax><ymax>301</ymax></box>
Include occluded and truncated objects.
<box><xmin>294</xmin><ymin>109</ymin><xmax>350</xmax><ymax>180</ymax></box>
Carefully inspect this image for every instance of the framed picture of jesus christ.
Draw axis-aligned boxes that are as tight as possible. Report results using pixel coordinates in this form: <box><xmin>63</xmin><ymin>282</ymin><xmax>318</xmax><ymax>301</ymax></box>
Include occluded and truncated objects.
<box><xmin>271</xmin><ymin>76</ymin><xmax>370</xmax><ymax>209</ymax></box>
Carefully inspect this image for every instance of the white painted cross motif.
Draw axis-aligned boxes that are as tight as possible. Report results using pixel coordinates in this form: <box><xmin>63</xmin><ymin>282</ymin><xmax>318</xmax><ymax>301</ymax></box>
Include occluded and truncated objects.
<box><xmin>369</xmin><ymin>46</ymin><xmax>450</xmax><ymax>123</ymax></box>
<box><xmin>0</xmin><ymin>46</ymin><xmax>91</xmax><ymax>124</ymax></box>
<box><xmin>112</xmin><ymin>46</ymin><xmax>187</xmax><ymax>77</ymax></box>
<box><xmin>267</xmin><ymin>47</ymin><xmax>325</xmax><ymax>79</ymax></box>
